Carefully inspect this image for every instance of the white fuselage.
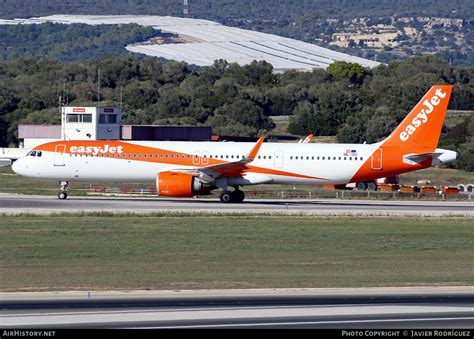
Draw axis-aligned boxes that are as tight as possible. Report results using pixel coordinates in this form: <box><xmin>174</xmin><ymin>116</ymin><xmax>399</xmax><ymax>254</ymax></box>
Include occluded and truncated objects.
<box><xmin>13</xmin><ymin>141</ymin><xmax>380</xmax><ymax>185</ymax></box>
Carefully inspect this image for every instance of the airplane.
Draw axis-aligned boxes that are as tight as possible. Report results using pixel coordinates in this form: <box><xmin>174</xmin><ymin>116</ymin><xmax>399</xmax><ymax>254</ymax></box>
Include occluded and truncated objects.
<box><xmin>12</xmin><ymin>85</ymin><xmax>457</xmax><ymax>203</ymax></box>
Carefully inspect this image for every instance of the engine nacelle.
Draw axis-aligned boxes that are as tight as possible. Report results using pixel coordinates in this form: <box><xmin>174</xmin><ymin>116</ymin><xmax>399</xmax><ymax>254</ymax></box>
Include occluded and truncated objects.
<box><xmin>156</xmin><ymin>171</ymin><xmax>211</xmax><ymax>197</ymax></box>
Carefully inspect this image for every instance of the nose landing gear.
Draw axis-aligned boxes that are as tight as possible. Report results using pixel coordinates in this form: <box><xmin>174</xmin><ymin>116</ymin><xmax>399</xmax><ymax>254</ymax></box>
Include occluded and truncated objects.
<box><xmin>57</xmin><ymin>181</ymin><xmax>68</xmax><ymax>200</ymax></box>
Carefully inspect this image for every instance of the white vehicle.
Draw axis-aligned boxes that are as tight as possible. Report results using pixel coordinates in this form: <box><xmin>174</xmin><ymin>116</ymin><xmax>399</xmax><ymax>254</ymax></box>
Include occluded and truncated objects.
<box><xmin>13</xmin><ymin>85</ymin><xmax>457</xmax><ymax>203</ymax></box>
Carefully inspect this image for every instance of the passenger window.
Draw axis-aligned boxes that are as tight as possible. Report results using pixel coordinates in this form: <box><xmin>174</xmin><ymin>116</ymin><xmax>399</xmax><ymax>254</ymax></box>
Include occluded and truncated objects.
<box><xmin>317</xmin><ymin>156</ymin><xmax>320</xmax><ymax>160</ymax></box>
<box><xmin>339</xmin><ymin>157</ymin><xmax>341</xmax><ymax>160</ymax></box>
<box><xmin>344</xmin><ymin>157</ymin><xmax>347</xmax><ymax>160</ymax></box>
<box><xmin>322</xmin><ymin>157</ymin><xmax>325</xmax><ymax>160</ymax></box>
<box><xmin>290</xmin><ymin>156</ymin><xmax>293</xmax><ymax>160</ymax></box>
<box><xmin>269</xmin><ymin>156</ymin><xmax>272</xmax><ymax>160</ymax></box>
<box><xmin>349</xmin><ymin>157</ymin><xmax>352</xmax><ymax>160</ymax></box>
<box><xmin>360</xmin><ymin>157</ymin><xmax>363</xmax><ymax>161</ymax></box>
<box><xmin>355</xmin><ymin>157</ymin><xmax>358</xmax><ymax>161</ymax></box>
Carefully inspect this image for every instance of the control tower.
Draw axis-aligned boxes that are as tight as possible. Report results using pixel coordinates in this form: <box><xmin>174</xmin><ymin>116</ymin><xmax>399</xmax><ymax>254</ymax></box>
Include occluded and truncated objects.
<box><xmin>61</xmin><ymin>106</ymin><xmax>122</xmax><ymax>141</ymax></box>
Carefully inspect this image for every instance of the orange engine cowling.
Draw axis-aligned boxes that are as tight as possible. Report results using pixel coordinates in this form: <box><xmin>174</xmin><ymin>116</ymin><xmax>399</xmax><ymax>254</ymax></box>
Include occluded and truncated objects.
<box><xmin>156</xmin><ymin>171</ymin><xmax>211</xmax><ymax>197</ymax></box>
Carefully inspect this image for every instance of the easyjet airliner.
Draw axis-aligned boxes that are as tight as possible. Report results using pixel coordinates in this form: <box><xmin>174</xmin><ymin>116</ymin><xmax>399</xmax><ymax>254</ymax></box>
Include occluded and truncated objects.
<box><xmin>12</xmin><ymin>85</ymin><xmax>457</xmax><ymax>203</ymax></box>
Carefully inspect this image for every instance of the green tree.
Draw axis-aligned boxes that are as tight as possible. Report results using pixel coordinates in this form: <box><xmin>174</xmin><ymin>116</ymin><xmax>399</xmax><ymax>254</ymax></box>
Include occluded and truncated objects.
<box><xmin>328</xmin><ymin>61</ymin><xmax>368</xmax><ymax>85</ymax></box>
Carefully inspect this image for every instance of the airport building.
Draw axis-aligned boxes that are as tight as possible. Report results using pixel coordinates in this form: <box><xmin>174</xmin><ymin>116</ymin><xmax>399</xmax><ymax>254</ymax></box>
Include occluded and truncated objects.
<box><xmin>17</xmin><ymin>106</ymin><xmax>212</xmax><ymax>150</ymax></box>
<box><xmin>19</xmin><ymin>107</ymin><xmax>123</xmax><ymax>149</ymax></box>
<box><xmin>0</xmin><ymin>106</ymin><xmax>211</xmax><ymax>165</ymax></box>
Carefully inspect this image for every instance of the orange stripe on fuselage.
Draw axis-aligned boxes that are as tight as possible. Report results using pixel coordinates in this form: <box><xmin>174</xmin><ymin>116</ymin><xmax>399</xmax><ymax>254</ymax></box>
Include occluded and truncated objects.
<box><xmin>34</xmin><ymin>141</ymin><xmax>327</xmax><ymax>181</ymax></box>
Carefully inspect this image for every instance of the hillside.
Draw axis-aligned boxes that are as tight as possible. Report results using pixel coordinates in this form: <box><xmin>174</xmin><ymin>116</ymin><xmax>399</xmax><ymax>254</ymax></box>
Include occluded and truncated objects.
<box><xmin>1</xmin><ymin>0</ymin><xmax>473</xmax><ymax>66</ymax></box>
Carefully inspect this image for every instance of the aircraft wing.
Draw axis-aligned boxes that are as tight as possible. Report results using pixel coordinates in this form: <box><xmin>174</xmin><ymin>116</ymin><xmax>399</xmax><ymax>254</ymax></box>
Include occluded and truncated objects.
<box><xmin>169</xmin><ymin>136</ymin><xmax>265</xmax><ymax>183</ymax></box>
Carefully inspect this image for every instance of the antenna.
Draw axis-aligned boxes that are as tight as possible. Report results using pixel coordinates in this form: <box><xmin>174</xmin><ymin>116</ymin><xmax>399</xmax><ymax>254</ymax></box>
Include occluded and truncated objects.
<box><xmin>97</xmin><ymin>67</ymin><xmax>101</xmax><ymax>104</ymax></box>
<box><xmin>183</xmin><ymin>0</ymin><xmax>190</xmax><ymax>17</ymax></box>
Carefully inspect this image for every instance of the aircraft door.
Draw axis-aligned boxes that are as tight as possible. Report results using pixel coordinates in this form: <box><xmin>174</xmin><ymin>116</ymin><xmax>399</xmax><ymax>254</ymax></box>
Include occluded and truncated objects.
<box><xmin>371</xmin><ymin>148</ymin><xmax>383</xmax><ymax>170</ymax></box>
<box><xmin>274</xmin><ymin>151</ymin><xmax>284</xmax><ymax>168</ymax></box>
<box><xmin>54</xmin><ymin>144</ymin><xmax>66</xmax><ymax>167</ymax></box>
<box><xmin>192</xmin><ymin>151</ymin><xmax>200</xmax><ymax>165</ymax></box>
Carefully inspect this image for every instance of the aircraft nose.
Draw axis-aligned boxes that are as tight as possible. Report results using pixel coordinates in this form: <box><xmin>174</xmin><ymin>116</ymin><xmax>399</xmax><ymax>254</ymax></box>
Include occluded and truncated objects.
<box><xmin>12</xmin><ymin>158</ymin><xmax>25</xmax><ymax>175</ymax></box>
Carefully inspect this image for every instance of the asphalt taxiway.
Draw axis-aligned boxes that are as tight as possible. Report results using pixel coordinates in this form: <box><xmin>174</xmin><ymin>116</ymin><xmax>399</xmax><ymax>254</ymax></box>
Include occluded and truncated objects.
<box><xmin>0</xmin><ymin>194</ymin><xmax>472</xmax><ymax>216</ymax></box>
<box><xmin>1</xmin><ymin>287</ymin><xmax>473</xmax><ymax>329</ymax></box>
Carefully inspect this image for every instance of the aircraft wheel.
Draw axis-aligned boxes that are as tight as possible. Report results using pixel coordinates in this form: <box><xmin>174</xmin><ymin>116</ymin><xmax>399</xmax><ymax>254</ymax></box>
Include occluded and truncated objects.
<box><xmin>219</xmin><ymin>191</ymin><xmax>233</xmax><ymax>203</ymax></box>
<box><xmin>357</xmin><ymin>182</ymin><xmax>367</xmax><ymax>190</ymax></box>
<box><xmin>232</xmin><ymin>190</ymin><xmax>245</xmax><ymax>203</ymax></box>
<box><xmin>367</xmin><ymin>182</ymin><xmax>377</xmax><ymax>191</ymax></box>
<box><xmin>58</xmin><ymin>191</ymin><xmax>68</xmax><ymax>200</ymax></box>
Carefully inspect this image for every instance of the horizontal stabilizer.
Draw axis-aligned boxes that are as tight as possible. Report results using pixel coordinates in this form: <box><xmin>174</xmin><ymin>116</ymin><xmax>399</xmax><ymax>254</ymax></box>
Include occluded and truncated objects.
<box><xmin>403</xmin><ymin>152</ymin><xmax>442</xmax><ymax>165</ymax></box>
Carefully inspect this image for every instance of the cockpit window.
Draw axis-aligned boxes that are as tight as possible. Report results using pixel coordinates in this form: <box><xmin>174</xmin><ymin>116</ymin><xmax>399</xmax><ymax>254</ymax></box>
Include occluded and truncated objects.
<box><xmin>26</xmin><ymin>150</ymin><xmax>42</xmax><ymax>157</ymax></box>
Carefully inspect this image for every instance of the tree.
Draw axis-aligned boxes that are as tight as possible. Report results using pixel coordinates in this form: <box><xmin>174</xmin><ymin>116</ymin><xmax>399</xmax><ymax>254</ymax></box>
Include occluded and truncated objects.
<box><xmin>327</xmin><ymin>61</ymin><xmax>368</xmax><ymax>85</ymax></box>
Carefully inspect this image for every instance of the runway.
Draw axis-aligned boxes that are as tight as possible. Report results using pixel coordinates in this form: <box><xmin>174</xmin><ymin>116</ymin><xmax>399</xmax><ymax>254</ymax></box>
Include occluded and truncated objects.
<box><xmin>0</xmin><ymin>194</ymin><xmax>473</xmax><ymax>216</ymax></box>
<box><xmin>1</xmin><ymin>287</ymin><xmax>473</xmax><ymax>329</ymax></box>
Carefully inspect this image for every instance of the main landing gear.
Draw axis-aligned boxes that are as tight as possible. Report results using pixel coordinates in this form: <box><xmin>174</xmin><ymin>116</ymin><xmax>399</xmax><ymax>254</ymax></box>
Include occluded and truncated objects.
<box><xmin>219</xmin><ymin>188</ymin><xmax>245</xmax><ymax>203</ymax></box>
<box><xmin>57</xmin><ymin>181</ymin><xmax>68</xmax><ymax>200</ymax></box>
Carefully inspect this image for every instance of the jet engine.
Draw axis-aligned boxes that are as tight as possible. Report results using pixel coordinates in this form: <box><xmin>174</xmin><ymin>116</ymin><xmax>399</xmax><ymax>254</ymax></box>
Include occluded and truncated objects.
<box><xmin>156</xmin><ymin>171</ymin><xmax>212</xmax><ymax>197</ymax></box>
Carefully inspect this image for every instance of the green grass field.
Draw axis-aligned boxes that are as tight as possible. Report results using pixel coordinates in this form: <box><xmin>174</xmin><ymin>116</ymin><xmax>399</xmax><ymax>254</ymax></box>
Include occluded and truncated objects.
<box><xmin>1</xmin><ymin>214</ymin><xmax>472</xmax><ymax>291</ymax></box>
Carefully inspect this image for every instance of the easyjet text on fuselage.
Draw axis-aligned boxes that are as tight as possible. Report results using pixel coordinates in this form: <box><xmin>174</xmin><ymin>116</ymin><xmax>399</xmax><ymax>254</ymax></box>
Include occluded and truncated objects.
<box><xmin>69</xmin><ymin>145</ymin><xmax>124</xmax><ymax>155</ymax></box>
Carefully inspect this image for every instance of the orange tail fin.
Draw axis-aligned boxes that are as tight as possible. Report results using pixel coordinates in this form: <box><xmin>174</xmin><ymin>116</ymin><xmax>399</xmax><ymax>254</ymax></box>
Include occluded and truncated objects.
<box><xmin>383</xmin><ymin>85</ymin><xmax>452</xmax><ymax>150</ymax></box>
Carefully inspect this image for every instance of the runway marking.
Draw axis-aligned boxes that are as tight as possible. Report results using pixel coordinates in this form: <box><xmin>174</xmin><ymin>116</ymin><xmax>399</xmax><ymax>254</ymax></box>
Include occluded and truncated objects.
<box><xmin>4</xmin><ymin>303</ymin><xmax>471</xmax><ymax>318</ymax></box>
<box><xmin>134</xmin><ymin>316</ymin><xmax>474</xmax><ymax>329</ymax></box>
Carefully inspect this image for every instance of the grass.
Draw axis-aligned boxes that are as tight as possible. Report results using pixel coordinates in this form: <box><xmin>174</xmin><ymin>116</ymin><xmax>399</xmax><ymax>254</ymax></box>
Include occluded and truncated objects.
<box><xmin>399</xmin><ymin>167</ymin><xmax>474</xmax><ymax>187</ymax></box>
<box><xmin>0</xmin><ymin>215</ymin><xmax>473</xmax><ymax>291</ymax></box>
